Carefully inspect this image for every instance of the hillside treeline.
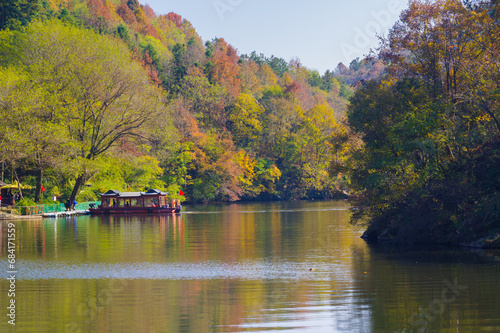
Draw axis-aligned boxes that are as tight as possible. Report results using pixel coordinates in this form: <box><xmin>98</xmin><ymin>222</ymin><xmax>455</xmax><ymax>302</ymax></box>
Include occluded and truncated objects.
<box><xmin>0</xmin><ymin>0</ymin><xmax>367</xmax><ymax>204</ymax></box>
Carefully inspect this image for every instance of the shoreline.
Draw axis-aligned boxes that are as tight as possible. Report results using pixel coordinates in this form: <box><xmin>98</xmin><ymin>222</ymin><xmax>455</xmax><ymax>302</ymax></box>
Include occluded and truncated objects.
<box><xmin>0</xmin><ymin>213</ymin><xmax>43</xmax><ymax>220</ymax></box>
<box><xmin>0</xmin><ymin>210</ymin><xmax>90</xmax><ymax>220</ymax></box>
<box><xmin>361</xmin><ymin>228</ymin><xmax>500</xmax><ymax>249</ymax></box>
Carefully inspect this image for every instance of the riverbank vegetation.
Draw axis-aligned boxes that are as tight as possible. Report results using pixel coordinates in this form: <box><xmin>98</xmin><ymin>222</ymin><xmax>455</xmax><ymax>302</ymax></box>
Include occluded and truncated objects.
<box><xmin>1</xmin><ymin>0</ymin><xmax>498</xmax><ymax>246</ymax></box>
<box><xmin>347</xmin><ymin>0</ymin><xmax>500</xmax><ymax>246</ymax></box>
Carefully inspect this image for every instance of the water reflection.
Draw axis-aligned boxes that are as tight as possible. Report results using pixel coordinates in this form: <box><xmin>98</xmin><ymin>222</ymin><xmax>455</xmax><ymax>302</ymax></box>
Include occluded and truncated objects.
<box><xmin>0</xmin><ymin>201</ymin><xmax>499</xmax><ymax>332</ymax></box>
<box><xmin>16</xmin><ymin>260</ymin><xmax>347</xmax><ymax>280</ymax></box>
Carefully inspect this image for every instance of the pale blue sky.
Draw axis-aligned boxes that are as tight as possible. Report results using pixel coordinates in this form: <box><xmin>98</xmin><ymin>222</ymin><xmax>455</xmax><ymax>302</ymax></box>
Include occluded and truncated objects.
<box><xmin>144</xmin><ymin>0</ymin><xmax>409</xmax><ymax>73</ymax></box>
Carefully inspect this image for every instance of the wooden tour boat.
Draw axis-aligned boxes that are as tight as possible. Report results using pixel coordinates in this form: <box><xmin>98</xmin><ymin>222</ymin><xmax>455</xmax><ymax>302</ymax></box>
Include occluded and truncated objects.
<box><xmin>89</xmin><ymin>189</ymin><xmax>182</xmax><ymax>214</ymax></box>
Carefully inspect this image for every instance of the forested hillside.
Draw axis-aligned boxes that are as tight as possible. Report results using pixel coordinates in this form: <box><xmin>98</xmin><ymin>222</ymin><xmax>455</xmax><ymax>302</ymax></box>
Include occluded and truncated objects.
<box><xmin>0</xmin><ymin>0</ymin><xmax>361</xmax><ymax>204</ymax></box>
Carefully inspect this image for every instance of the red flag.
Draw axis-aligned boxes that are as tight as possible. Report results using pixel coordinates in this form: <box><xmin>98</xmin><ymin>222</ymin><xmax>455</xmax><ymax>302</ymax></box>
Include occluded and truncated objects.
<box><xmin>41</xmin><ymin>185</ymin><xmax>45</xmax><ymax>192</ymax></box>
<box><xmin>128</xmin><ymin>185</ymin><xmax>131</xmax><ymax>192</ymax></box>
<box><xmin>179</xmin><ymin>190</ymin><xmax>185</xmax><ymax>196</ymax></box>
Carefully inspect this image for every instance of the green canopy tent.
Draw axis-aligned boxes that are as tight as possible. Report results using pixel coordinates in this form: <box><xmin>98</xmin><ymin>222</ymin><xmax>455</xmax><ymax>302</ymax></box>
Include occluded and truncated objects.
<box><xmin>0</xmin><ymin>181</ymin><xmax>32</xmax><ymax>190</ymax></box>
<box><xmin>1</xmin><ymin>181</ymin><xmax>32</xmax><ymax>205</ymax></box>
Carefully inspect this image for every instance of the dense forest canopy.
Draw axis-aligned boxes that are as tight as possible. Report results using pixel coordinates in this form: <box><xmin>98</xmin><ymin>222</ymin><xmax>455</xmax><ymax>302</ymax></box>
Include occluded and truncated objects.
<box><xmin>0</xmin><ymin>0</ymin><xmax>369</xmax><ymax>204</ymax></box>
<box><xmin>347</xmin><ymin>0</ymin><xmax>500</xmax><ymax>245</ymax></box>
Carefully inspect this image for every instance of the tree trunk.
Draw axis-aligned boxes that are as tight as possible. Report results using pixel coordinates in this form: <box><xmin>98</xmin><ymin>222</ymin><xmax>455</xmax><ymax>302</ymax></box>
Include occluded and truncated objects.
<box><xmin>69</xmin><ymin>173</ymin><xmax>85</xmax><ymax>207</ymax></box>
<box><xmin>14</xmin><ymin>172</ymin><xmax>23</xmax><ymax>201</ymax></box>
<box><xmin>35</xmin><ymin>168</ymin><xmax>43</xmax><ymax>203</ymax></box>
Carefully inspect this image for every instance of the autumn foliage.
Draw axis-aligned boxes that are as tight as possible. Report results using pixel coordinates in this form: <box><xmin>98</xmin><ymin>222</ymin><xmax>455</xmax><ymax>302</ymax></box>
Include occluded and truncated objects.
<box><xmin>0</xmin><ymin>0</ymin><xmax>354</xmax><ymax>204</ymax></box>
<box><xmin>347</xmin><ymin>0</ymin><xmax>500</xmax><ymax>245</ymax></box>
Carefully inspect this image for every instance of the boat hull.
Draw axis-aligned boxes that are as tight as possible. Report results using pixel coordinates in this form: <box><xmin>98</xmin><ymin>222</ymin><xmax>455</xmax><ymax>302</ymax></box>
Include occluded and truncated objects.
<box><xmin>89</xmin><ymin>206</ymin><xmax>181</xmax><ymax>214</ymax></box>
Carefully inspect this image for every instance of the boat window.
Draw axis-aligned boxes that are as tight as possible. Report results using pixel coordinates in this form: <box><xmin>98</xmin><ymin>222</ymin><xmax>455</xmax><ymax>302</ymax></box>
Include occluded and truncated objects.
<box><xmin>144</xmin><ymin>197</ymin><xmax>154</xmax><ymax>207</ymax></box>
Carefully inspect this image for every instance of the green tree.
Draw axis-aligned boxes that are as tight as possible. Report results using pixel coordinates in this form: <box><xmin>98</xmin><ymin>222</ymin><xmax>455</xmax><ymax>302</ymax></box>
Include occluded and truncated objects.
<box><xmin>0</xmin><ymin>0</ymin><xmax>42</xmax><ymax>30</ymax></box>
<box><xmin>5</xmin><ymin>19</ymin><xmax>170</xmax><ymax>203</ymax></box>
<box><xmin>307</xmin><ymin>69</ymin><xmax>322</xmax><ymax>87</ymax></box>
<box><xmin>229</xmin><ymin>94</ymin><xmax>264</xmax><ymax>149</ymax></box>
<box><xmin>0</xmin><ymin>61</ymin><xmax>69</xmax><ymax>202</ymax></box>
<box><xmin>168</xmin><ymin>43</ymin><xmax>188</xmax><ymax>93</ymax></box>
<box><xmin>180</xmin><ymin>67</ymin><xmax>227</xmax><ymax>129</ymax></box>
<box><xmin>347</xmin><ymin>78</ymin><xmax>461</xmax><ymax>242</ymax></box>
<box><xmin>267</xmin><ymin>55</ymin><xmax>288</xmax><ymax>77</ymax></box>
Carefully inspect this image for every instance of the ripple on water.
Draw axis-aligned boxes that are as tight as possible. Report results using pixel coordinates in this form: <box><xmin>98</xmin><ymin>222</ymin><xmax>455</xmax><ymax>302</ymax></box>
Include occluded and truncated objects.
<box><xmin>12</xmin><ymin>259</ymin><xmax>350</xmax><ymax>281</ymax></box>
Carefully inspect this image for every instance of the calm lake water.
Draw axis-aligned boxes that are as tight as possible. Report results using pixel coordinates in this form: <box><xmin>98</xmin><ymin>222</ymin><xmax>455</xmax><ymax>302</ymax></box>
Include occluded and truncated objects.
<box><xmin>1</xmin><ymin>200</ymin><xmax>500</xmax><ymax>332</ymax></box>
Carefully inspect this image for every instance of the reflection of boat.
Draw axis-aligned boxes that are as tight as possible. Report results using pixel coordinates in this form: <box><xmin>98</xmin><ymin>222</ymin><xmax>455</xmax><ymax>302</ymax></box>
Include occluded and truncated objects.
<box><xmin>89</xmin><ymin>189</ymin><xmax>182</xmax><ymax>214</ymax></box>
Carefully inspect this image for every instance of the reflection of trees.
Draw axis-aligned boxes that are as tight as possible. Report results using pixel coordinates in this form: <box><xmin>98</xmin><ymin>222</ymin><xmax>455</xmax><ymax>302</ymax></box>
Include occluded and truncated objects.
<box><xmin>0</xmin><ymin>215</ymin><xmax>187</xmax><ymax>262</ymax></box>
<box><xmin>0</xmin><ymin>201</ymin><xmax>387</xmax><ymax>332</ymax></box>
<box><xmin>350</xmin><ymin>245</ymin><xmax>500</xmax><ymax>332</ymax></box>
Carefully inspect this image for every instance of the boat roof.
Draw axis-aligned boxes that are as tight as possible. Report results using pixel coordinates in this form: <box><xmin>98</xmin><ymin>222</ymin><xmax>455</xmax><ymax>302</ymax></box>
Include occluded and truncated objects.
<box><xmin>100</xmin><ymin>189</ymin><xmax>168</xmax><ymax>197</ymax></box>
